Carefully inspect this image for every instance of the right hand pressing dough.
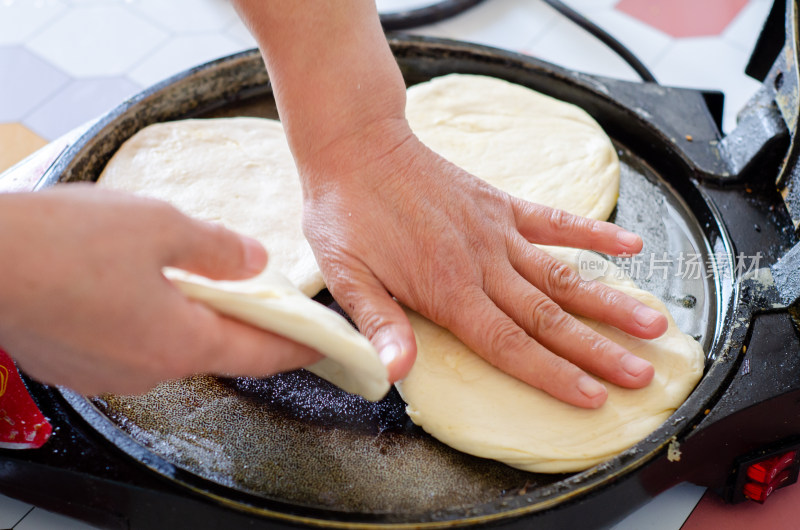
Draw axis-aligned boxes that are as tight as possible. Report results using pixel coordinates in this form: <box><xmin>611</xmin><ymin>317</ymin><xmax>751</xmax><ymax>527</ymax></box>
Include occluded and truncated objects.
<box><xmin>396</xmin><ymin>246</ymin><xmax>704</xmax><ymax>473</ymax></box>
<box><xmin>397</xmin><ymin>74</ymin><xmax>704</xmax><ymax>472</ymax></box>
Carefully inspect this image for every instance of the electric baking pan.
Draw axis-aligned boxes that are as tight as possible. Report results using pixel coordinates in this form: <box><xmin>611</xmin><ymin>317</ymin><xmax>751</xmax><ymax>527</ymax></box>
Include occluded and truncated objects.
<box><xmin>3</xmin><ymin>4</ymin><xmax>800</xmax><ymax>527</ymax></box>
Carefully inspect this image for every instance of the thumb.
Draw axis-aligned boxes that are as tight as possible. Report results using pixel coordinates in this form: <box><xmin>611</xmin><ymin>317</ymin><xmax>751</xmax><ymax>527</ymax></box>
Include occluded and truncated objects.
<box><xmin>165</xmin><ymin>216</ymin><xmax>268</xmax><ymax>280</ymax></box>
<box><xmin>328</xmin><ymin>267</ymin><xmax>417</xmax><ymax>383</ymax></box>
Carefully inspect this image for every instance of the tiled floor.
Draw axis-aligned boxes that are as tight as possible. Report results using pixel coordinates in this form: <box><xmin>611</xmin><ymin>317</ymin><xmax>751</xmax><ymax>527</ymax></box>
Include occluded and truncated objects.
<box><xmin>0</xmin><ymin>0</ymin><xmax>781</xmax><ymax>528</ymax></box>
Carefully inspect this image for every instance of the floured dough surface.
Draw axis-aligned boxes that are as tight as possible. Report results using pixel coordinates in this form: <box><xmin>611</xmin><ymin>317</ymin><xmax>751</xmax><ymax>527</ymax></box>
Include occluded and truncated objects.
<box><xmin>97</xmin><ymin>117</ymin><xmax>323</xmax><ymax>297</ymax></box>
<box><xmin>406</xmin><ymin>74</ymin><xmax>620</xmax><ymax>221</ymax></box>
<box><xmin>396</xmin><ymin>247</ymin><xmax>704</xmax><ymax>473</ymax></box>
<box><xmin>166</xmin><ymin>268</ymin><xmax>389</xmax><ymax>402</ymax></box>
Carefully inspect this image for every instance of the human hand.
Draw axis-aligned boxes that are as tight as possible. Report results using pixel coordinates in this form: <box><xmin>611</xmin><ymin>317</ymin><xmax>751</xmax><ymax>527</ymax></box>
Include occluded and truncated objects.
<box><xmin>0</xmin><ymin>185</ymin><xmax>321</xmax><ymax>395</ymax></box>
<box><xmin>299</xmin><ymin>119</ymin><xmax>668</xmax><ymax>409</ymax></box>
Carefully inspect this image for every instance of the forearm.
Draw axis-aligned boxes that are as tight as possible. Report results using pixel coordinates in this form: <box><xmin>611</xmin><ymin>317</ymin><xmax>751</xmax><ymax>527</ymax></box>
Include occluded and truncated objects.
<box><xmin>231</xmin><ymin>1</ymin><xmax>409</xmax><ymax>175</ymax></box>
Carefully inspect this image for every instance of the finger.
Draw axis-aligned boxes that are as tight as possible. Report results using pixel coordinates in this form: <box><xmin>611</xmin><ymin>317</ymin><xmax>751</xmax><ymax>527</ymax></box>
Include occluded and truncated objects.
<box><xmin>486</xmin><ymin>264</ymin><xmax>655</xmax><ymax>389</ymax></box>
<box><xmin>162</xmin><ymin>210</ymin><xmax>268</xmax><ymax>280</ymax></box>
<box><xmin>513</xmin><ymin>200</ymin><xmax>643</xmax><ymax>256</ymax></box>
<box><xmin>510</xmin><ymin>241</ymin><xmax>668</xmax><ymax>339</ymax></box>
<box><xmin>205</xmin><ymin>314</ymin><xmax>323</xmax><ymax>376</ymax></box>
<box><xmin>324</xmin><ymin>261</ymin><xmax>416</xmax><ymax>383</ymax></box>
<box><xmin>442</xmin><ymin>286</ymin><xmax>608</xmax><ymax>408</ymax></box>
<box><xmin>179</xmin><ymin>299</ymin><xmax>322</xmax><ymax>378</ymax></box>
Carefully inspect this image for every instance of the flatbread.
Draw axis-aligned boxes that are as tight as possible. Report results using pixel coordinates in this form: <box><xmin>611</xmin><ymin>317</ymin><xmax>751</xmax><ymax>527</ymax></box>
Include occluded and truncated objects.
<box><xmin>97</xmin><ymin>117</ymin><xmax>323</xmax><ymax>296</ymax></box>
<box><xmin>166</xmin><ymin>268</ymin><xmax>389</xmax><ymax>402</ymax></box>
<box><xmin>396</xmin><ymin>247</ymin><xmax>704</xmax><ymax>472</ymax></box>
<box><xmin>406</xmin><ymin>73</ymin><xmax>619</xmax><ymax>221</ymax></box>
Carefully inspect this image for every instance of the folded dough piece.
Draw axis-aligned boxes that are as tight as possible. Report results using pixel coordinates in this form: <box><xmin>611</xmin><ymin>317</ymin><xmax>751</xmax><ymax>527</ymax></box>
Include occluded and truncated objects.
<box><xmin>166</xmin><ymin>268</ymin><xmax>389</xmax><ymax>402</ymax></box>
<box><xmin>396</xmin><ymin>247</ymin><xmax>705</xmax><ymax>473</ymax></box>
<box><xmin>98</xmin><ymin>117</ymin><xmax>323</xmax><ymax>297</ymax></box>
<box><xmin>406</xmin><ymin>73</ymin><xmax>619</xmax><ymax>221</ymax></box>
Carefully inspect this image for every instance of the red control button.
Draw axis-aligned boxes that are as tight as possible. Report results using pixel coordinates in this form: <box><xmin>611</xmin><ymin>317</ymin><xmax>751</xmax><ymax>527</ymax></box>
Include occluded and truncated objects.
<box><xmin>744</xmin><ymin>469</ymin><xmax>794</xmax><ymax>504</ymax></box>
<box><xmin>746</xmin><ymin>451</ymin><xmax>797</xmax><ymax>484</ymax></box>
<box><xmin>743</xmin><ymin>480</ymin><xmax>774</xmax><ymax>503</ymax></box>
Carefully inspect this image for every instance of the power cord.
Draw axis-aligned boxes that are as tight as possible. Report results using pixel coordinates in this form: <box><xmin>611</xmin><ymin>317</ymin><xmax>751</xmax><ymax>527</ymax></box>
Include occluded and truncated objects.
<box><xmin>541</xmin><ymin>0</ymin><xmax>658</xmax><ymax>83</ymax></box>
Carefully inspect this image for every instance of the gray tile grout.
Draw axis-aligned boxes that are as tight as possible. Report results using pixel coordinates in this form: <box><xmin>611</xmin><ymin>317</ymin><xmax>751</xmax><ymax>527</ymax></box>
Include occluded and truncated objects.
<box><xmin>10</xmin><ymin>506</ymin><xmax>35</xmax><ymax>529</ymax></box>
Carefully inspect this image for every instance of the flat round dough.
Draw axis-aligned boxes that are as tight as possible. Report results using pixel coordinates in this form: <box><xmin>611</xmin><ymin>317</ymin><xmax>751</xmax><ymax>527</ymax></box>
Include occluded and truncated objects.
<box><xmin>165</xmin><ymin>268</ymin><xmax>389</xmax><ymax>402</ymax></box>
<box><xmin>396</xmin><ymin>247</ymin><xmax>704</xmax><ymax>473</ymax></box>
<box><xmin>97</xmin><ymin>117</ymin><xmax>323</xmax><ymax>297</ymax></box>
<box><xmin>406</xmin><ymin>74</ymin><xmax>620</xmax><ymax>221</ymax></box>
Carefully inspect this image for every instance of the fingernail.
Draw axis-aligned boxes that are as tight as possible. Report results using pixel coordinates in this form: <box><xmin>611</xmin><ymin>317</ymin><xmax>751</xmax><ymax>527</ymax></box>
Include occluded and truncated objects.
<box><xmin>242</xmin><ymin>236</ymin><xmax>267</xmax><ymax>274</ymax></box>
<box><xmin>634</xmin><ymin>305</ymin><xmax>662</xmax><ymax>328</ymax></box>
<box><xmin>621</xmin><ymin>353</ymin><xmax>652</xmax><ymax>377</ymax></box>
<box><xmin>616</xmin><ymin>231</ymin><xmax>641</xmax><ymax>247</ymax></box>
<box><xmin>577</xmin><ymin>375</ymin><xmax>606</xmax><ymax>399</ymax></box>
<box><xmin>379</xmin><ymin>343</ymin><xmax>400</xmax><ymax>367</ymax></box>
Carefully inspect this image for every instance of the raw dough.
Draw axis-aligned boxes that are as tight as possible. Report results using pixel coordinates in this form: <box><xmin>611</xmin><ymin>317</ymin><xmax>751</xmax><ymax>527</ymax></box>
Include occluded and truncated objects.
<box><xmin>98</xmin><ymin>118</ymin><xmax>389</xmax><ymax>401</ymax></box>
<box><xmin>166</xmin><ymin>268</ymin><xmax>389</xmax><ymax>402</ymax></box>
<box><xmin>406</xmin><ymin>73</ymin><xmax>620</xmax><ymax>221</ymax></box>
<box><xmin>97</xmin><ymin>117</ymin><xmax>323</xmax><ymax>296</ymax></box>
<box><xmin>401</xmin><ymin>74</ymin><xmax>702</xmax><ymax>472</ymax></box>
<box><xmin>396</xmin><ymin>247</ymin><xmax>704</xmax><ymax>473</ymax></box>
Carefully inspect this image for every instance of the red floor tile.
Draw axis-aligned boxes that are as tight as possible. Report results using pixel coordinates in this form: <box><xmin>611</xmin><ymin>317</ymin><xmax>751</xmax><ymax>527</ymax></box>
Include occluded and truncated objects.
<box><xmin>616</xmin><ymin>0</ymin><xmax>750</xmax><ymax>38</ymax></box>
<box><xmin>682</xmin><ymin>482</ymin><xmax>800</xmax><ymax>530</ymax></box>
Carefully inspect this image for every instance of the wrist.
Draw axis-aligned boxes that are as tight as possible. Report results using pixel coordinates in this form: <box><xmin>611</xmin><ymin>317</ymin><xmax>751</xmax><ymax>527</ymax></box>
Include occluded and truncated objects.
<box><xmin>297</xmin><ymin>115</ymin><xmax>417</xmax><ymax>199</ymax></box>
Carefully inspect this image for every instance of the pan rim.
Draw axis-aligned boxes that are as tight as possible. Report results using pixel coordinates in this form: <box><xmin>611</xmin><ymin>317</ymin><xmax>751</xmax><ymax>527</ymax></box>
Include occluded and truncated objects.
<box><xmin>43</xmin><ymin>37</ymin><xmax>741</xmax><ymax>527</ymax></box>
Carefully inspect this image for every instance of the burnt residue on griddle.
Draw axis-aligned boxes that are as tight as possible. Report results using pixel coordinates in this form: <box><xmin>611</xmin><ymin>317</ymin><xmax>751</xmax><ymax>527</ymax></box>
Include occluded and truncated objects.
<box><xmin>220</xmin><ymin>371</ymin><xmax>414</xmax><ymax>435</ymax></box>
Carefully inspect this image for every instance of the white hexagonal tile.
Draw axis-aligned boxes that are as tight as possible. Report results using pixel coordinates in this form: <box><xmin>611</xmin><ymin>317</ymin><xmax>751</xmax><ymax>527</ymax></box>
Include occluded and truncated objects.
<box><xmin>525</xmin><ymin>16</ymin><xmax>643</xmax><ymax>82</ymax></box>
<box><xmin>421</xmin><ymin>0</ymin><xmax>558</xmax><ymax>52</ymax></box>
<box><xmin>131</xmin><ymin>0</ymin><xmax>238</xmax><ymax>33</ymax></box>
<box><xmin>652</xmin><ymin>37</ymin><xmax>762</xmax><ymax>132</ymax></box>
<box><xmin>377</xmin><ymin>0</ymin><xmax>454</xmax><ymax>12</ymax></box>
<box><xmin>24</xmin><ymin>76</ymin><xmax>142</xmax><ymax>140</ymax></box>
<box><xmin>225</xmin><ymin>18</ymin><xmax>258</xmax><ymax>49</ymax></box>
<box><xmin>722</xmin><ymin>0</ymin><xmax>772</xmax><ymax>54</ymax></box>
<box><xmin>15</xmin><ymin>507</ymin><xmax>99</xmax><ymax>530</ymax></box>
<box><xmin>127</xmin><ymin>33</ymin><xmax>246</xmax><ymax>87</ymax></box>
<box><xmin>0</xmin><ymin>45</ymin><xmax>70</xmax><ymax>121</ymax></box>
<box><xmin>0</xmin><ymin>492</ymin><xmax>33</xmax><ymax>529</ymax></box>
<box><xmin>0</xmin><ymin>0</ymin><xmax>66</xmax><ymax>45</ymax></box>
<box><xmin>25</xmin><ymin>5</ymin><xmax>168</xmax><ymax>77</ymax></box>
<box><xmin>571</xmin><ymin>8</ymin><xmax>673</xmax><ymax>68</ymax></box>
<box><xmin>564</xmin><ymin>0</ymin><xmax>620</xmax><ymax>10</ymax></box>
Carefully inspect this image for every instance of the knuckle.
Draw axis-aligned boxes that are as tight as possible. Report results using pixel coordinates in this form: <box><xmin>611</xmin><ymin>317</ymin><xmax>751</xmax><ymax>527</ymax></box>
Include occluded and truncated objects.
<box><xmin>486</xmin><ymin>319</ymin><xmax>526</xmax><ymax>364</ymax></box>
<box><xmin>547</xmin><ymin>208</ymin><xmax>577</xmax><ymax>231</ymax></box>
<box><xmin>529</xmin><ymin>298</ymin><xmax>569</xmax><ymax>336</ymax></box>
<box><xmin>542</xmin><ymin>259</ymin><xmax>582</xmax><ymax>298</ymax></box>
<box><xmin>357</xmin><ymin>309</ymin><xmax>392</xmax><ymax>340</ymax></box>
<box><xmin>543</xmin><ymin>353</ymin><xmax>576</xmax><ymax>381</ymax></box>
<box><xmin>584</xmin><ymin>334</ymin><xmax>614</xmax><ymax>361</ymax></box>
<box><xmin>587</xmin><ymin>220</ymin><xmax>605</xmax><ymax>243</ymax></box>
<box><xmin>596</xmin><ymin>285</ymin><xmax>628</xmax><ymax>310</ymax></box>
<box><xmin>530</xmin><ymin>353</ymin><xmax>580</xmax><ymax>395</ymax></box>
